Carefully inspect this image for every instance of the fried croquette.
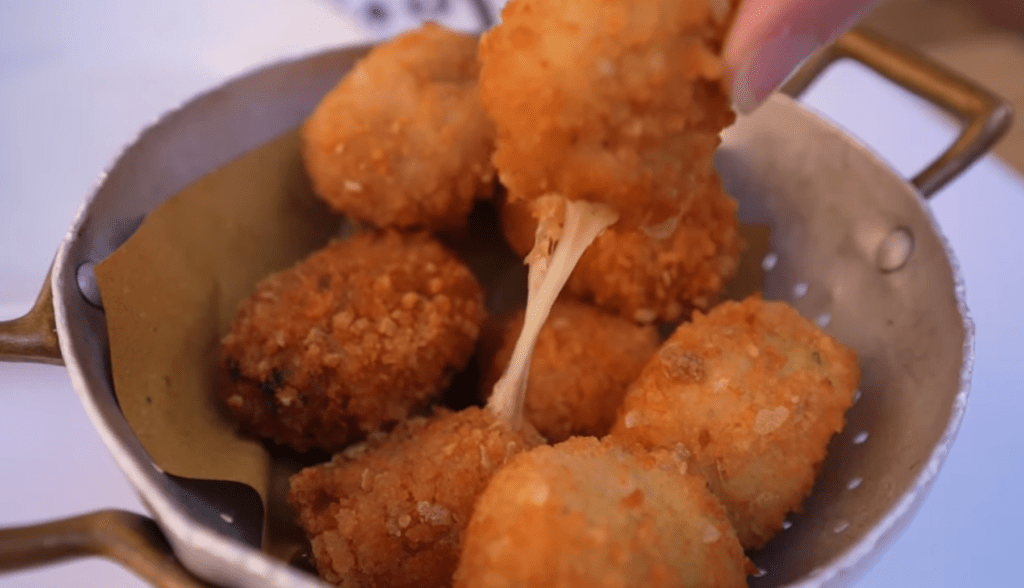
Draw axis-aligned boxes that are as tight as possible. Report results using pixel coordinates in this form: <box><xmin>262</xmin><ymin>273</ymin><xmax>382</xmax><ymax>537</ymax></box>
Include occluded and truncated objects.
<box><xmin>482</xmin><ymin>300</ymin><xmax>660</xmax><ymax>442</ymax></box>
<box><xmin>501</xmin><ymin>175</ymin><xmax>742</xmax><ymax>324</ymax></box>
<box><xmin>220</xmin><ymin>230</ymin><xmax>486</xmax><ymax>451</ymax></box>
<box><xmin>478</xmin><ymin>0</ymin><xmax>741</xmax><ymax>229</ymax></box>
<box><xmin>288</xmin><ymin>407</ymin><xmax>543</xmax><ymax>588</ymax></box>
<box><xmin>610</xmin><ymin>296</ymin><xmax>860</xmax><ymax>548</ymax></box>
<box><xmin>302</xmin><ymin>23</ymin><xmax>495</xmax><ymax>231</ymax></box>
<box><xmin>453</xmin><ymin>436</ymin><xmax>750</xmax><ymax>588</ymax></box>
<box><xmin>479</xmin><ymin>0</ymin><xmax>744</xmax><ymax>414</ymax></box>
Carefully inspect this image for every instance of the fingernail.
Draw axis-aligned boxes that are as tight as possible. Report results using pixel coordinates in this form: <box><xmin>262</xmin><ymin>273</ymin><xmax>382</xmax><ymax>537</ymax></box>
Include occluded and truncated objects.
<box><xmin>731</xmin><ymin>60</ymin><xmax>758</xmax><ymax>114</ymax></box>
<box><xmin>731</xmin><ymin>29</ymin><xmax>822</xmax><ymax>114</ymax></box>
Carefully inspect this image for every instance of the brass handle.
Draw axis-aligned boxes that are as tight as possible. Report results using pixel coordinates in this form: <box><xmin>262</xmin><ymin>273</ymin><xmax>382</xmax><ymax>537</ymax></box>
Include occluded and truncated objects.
<box><xmin>0</xmin><ymin>510</ymin><xmax>215</xmax><ymax>588</ymax></box>
<box><xmin>0</xmin><ymin>266</ymin><xmax>62</xmax><ymax>364</ymax></box>
<box><xmin>781</xmin><ymin>27</ymin><xmax>1013</xmax><ymax>198</ymax></box>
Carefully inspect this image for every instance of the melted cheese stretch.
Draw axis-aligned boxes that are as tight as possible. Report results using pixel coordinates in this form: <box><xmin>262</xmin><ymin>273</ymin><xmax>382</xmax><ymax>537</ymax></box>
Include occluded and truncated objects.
<box><xmin>487</xmin><ymin>198</ymin><xmax>618</xmax><ymax>428</ymax></box>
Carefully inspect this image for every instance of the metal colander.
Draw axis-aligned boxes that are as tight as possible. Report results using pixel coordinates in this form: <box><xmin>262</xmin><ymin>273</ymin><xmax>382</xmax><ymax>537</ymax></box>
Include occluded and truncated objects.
<box><xmin>0</xmin><ymin>28</ymin><xmax>1011</xmax><ymax>588</ymax></box>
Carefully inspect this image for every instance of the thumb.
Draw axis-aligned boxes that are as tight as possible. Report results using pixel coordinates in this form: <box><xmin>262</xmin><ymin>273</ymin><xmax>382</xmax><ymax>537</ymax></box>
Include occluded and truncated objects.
<box><xmin>724</xmin><ymin>0</ymin><xmax>880</xmax><ymax>113</ymax></box>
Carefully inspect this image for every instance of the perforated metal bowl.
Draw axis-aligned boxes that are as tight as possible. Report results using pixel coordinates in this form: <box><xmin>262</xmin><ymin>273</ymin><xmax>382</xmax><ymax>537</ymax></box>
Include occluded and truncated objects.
<box><xmin>0</xmin><ymin>28</ymin><xmax>1011</xmax><ymax>588</ymax></box>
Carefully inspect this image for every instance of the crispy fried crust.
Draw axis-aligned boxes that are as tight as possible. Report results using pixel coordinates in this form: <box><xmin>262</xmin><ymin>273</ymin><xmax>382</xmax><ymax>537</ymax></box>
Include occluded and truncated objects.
<box><xmin>454</xmin><ymin>436</ymin><xmax>750</xmax><ymax>588</ymax></box>
<box><xmin>288</xmin><ymin>407</ymin><xmax>543</xmax><ymax>588</ymax></box>
<box><xmin>302</xmin><ymin>23</ymin><xmax>495</xmax><ymax>230</ymax></box>
<box><xmin>611</xmin><ymin>296</ymin><xmax>860</xmax><ymax>548</ymax></box>
<box><xmin>478</xmin><ymin>0</ymin><xmax>740</xmax><ymax>229</ymax></box>
<box><xmin>481</xmin><ymin>300</ymin><xmax>660</xmax><ymax>442</ymax></box>
<box><xmin>219</xmin><ymin>230</ymin><xmax>486</xmax><ymax>451</ymax></box>
<box><xmin>501</xmin><ymin>175</ymin><xmax>742</xmax><ymax>323</ymax></box>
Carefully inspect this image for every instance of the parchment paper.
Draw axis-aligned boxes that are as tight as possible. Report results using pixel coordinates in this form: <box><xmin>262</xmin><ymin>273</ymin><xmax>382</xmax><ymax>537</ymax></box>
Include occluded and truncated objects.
<box><xmin>95</xmin><ymin>129</ymin><xmax>341</xmax><ymax>504</ymax></box>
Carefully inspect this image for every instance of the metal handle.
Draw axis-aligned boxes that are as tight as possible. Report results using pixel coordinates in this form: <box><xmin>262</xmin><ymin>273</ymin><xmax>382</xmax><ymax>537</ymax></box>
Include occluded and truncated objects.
<box><xmin>0</xmin><ymin>266</ymin><xmax>62</xmax><ymax>364</ymax></box>
<box><xmin>781</xmin><ymin>26</ymin><xmax>1013</xmax><ymax>198</ymax></box>
<box><xmin>0</xmin><ymin>510</ymin><xmax>214</xmax><ymax>588</ymax></box>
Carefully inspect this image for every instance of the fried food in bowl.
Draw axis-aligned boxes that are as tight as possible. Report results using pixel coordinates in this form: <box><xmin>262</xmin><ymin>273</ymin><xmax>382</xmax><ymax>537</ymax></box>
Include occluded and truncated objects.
<box><xmin>454</xmin><ymin>436</ymin><xmax>751</xmax><ymax>588</ymax></box>
<box><xmin>302</xmin><ymin>23</ymin><xmax>495</xmax><ymax>231</ymax></box>
<box><xmin>288</xmin><ymin>406</ymin><xmax>542</xmax><ymax>588</ymax></box>
<box><xmin>220</xmin><ymin>229</ymin><xmax>486</xmax><ymax>451</ymax></box>
<box><xmin>481</xmin><ymin>299</ymin><xmax>660</xmax><ymax>442</ymax></box>
<box><xmin>611</xmin><ymin>296</ymin><xmax>860</xmax><ymax>548</ymax></box>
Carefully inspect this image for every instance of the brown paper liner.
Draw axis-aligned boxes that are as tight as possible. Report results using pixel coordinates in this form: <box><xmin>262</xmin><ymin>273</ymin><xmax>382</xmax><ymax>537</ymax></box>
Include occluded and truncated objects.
<box><xmin>95</xmin><ymin>128</ymin><xmax>340</xmax><ymax>514</ymax></box>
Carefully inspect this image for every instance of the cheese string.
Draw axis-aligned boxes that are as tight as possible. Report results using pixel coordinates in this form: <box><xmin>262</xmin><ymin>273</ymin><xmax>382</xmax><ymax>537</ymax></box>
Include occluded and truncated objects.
<box><xmin>487</xmin><ymin>198</ymin><xmax>618</xmax><ymax>428</ymax></box>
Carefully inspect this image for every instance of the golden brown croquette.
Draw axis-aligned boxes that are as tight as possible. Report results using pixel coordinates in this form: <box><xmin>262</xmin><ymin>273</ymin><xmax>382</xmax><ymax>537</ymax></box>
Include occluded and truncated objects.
<box><xmin>302</xmin><ymin>23</ymin><xmax>495</xmax><ymax>231</ymax></box>
<box><xmin>478</xmin><ymin>0</ymin><xmax>741</xmax><ymax>229</ymax></box>
<box><xmin>481</xmin><ymin>300</ymin><xmax>660</xmax><ymax>442</ymax></box>
<box><xmin>500</xmin><ymin>174</ymin><xmax>742</xmax><ymax>324</ymax></box>
<box><xmin>288</xmin><ymin>407</ymin><xmax>543</xmax><ymax>588</ymax></box>
<box><xmin>220</xmin><ymin>230</ymin><xmax>486</xmax><ymax>451</ymax></box>
<box><xmin>611</xmin><ymin>296</ymin><xmax>860</xmax><ymax>548</ymax></box>
<box><xmin>454</xmin><ymin>436</ymin><xmax>750</xmax><ymax>588</ymax></box>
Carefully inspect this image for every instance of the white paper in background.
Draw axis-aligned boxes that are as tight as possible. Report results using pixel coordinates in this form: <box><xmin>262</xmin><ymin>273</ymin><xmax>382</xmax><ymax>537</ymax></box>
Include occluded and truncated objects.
<box><xmin>797</xmin><ymin>60</ymin><xmax>961</xmax><ymax>184</ymax></box>
<box><xmin>0</xmin><ymin>2</ymin><xmax>369</xmax><ymax>587</ymax></box>
<box><xmin>0</xmin><ymin>0</ymin><xmax>370</xmax><ymax>321</ymax></box>
<box><xmin>0</xmin><ymin>363</ymin><xmax>151</xmax><ymax>588</ymax></box>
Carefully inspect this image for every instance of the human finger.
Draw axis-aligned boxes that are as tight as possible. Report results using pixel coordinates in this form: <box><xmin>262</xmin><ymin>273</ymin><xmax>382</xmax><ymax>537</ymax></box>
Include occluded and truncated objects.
<box><xmin>724</xmin><ymin>0</ymin><xmax>880</xmax><ymax>113</ymax></box>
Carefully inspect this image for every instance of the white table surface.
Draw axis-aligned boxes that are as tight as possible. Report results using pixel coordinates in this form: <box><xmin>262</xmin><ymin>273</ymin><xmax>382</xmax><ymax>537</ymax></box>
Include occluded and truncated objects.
<box><xmin>1</xmin><ymin>2</ymin><xmax>1022</xmax><ymax>587</ymax></box>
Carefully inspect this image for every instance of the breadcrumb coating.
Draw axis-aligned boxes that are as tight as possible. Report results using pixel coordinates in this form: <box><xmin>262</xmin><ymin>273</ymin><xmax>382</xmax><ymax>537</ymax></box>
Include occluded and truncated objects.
<box><xmin>220</xmin><ymin>230</ymin><xmax>486</xmax><ymax>451</ymax></box>
<box><xmin>610</xmin><ymin>296</ymin><xmax>860</xmax><ymax>548</ymax></box>
<box><xmin>288</xmin><ymin>407</ymin><xmax>543</xmax><ymax>588</ymax></box>
<box><xmin>501</xmin><ymin>175</ymin><xmax>742</xmax><ymax>323</ymax></box>
<box><xmin>478</xmin><ymin>0</ymin><xmax>740</xmax><ymax>229</ymax></box>
<box><xmin>453</xmin><ymin>436</ymin><xmax>750</xmax><ymax>588</ymax></box>
<box><xmin>482</xmin><ymin>300</ymin><xmax>660</xmax><ymax>442</ymax></box>
<box><xmin>302</xmin><ymin>23</ymin><xmax>495</xmax><ymax>230</ymax></box>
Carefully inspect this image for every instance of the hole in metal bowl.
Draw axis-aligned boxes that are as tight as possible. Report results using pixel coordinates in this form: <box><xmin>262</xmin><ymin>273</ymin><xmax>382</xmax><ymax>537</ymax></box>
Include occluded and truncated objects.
<box><xmin>76</xmin><ymin>261</ymin><xmax>103</xmax><ymax>308</ymax></box>
<box><xmin>876</xmin><ymin>226</ymin><xmax>914</xmax><ymax>272</ymax></box>
<box><xmin>815</xmin><ymin>312</ymin><xmax>831</xmax><ymax>328</ymax></box>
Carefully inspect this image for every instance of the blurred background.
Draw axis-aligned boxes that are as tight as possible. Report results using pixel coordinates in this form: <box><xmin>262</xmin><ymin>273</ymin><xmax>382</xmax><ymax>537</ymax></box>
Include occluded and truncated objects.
<box><xmin>326</xmin><ymin>0</ymin><xmax>1024</xmax><ymax>172</ymax></box>
<box><xmin>1</xmin><ymin>1</ymin><xmax>1022</xmax><ymax>587</ymax></box>
<box><xmin>861</xmin><ymin>0</ymin><xmax>1024</xmax><ymax>173</ymax></box>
